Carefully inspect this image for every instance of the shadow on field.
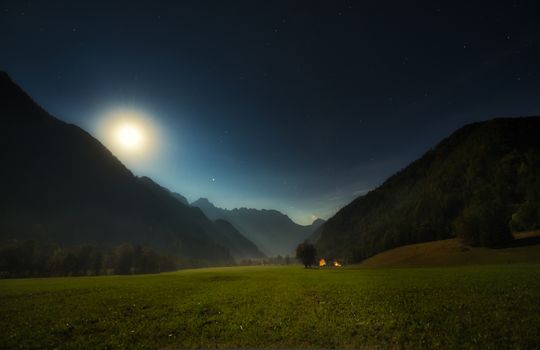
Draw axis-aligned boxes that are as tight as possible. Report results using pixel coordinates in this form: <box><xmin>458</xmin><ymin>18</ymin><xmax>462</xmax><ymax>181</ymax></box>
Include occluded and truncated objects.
<box><xmin>506</xmin><ymin>235</ymin><xmax>540</xmax><ymax>248</ymax></box>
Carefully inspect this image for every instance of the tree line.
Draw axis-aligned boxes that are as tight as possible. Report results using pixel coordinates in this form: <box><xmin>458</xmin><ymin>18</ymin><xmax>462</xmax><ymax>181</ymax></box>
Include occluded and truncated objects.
<box><xmin>238</xmin><ymin>255</ymin><xmax>292</xmax><ymax>266</ymax></box>
<box><xmin>0</xmin><ymin>240</ymin><xmax>177</xmax><ymax>278</ymax></box>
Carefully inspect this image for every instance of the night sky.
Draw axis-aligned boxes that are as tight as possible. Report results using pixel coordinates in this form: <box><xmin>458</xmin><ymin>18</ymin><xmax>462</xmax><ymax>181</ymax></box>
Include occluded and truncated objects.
<box><xmin>2</xmin><ymin>1</ymin><xmax>540</xmax><ymax>224</ymax></box>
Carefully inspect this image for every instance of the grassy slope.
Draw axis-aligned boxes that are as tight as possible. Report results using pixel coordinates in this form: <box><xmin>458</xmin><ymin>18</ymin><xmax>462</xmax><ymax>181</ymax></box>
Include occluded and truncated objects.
<box><xmin>361</xmin><ymin>231</ymin><xmax>540</xmax><ymax>268</ymax></box>
<box><xmin>1</xmin><ymin>264</ymin><xmax>540</xmax><ymax>349</ymax></box>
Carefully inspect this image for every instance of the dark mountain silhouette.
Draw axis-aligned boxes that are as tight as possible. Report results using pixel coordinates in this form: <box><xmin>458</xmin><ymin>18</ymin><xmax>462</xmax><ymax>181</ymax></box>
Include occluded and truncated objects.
<box><xmin>171</xmin><ymin>192</ymin><xmax>189</xmax><ymax>205</ymax></box>
<box><xmin>192</xmin><ymin>198</ymin><xmax>325</xmax><ymax>256</ymax></box>
<box><xmin>311</xmin><ymin>218</ymin><xmax>326</xmax><ymax>228</ymax></box>
<box><xmin>212</xmin><ymin>219</ymin><xmax>266</xmax><ymax>260</ymax></box>
<box><xmin>316</xmin><ymin>117</ymin><xmax>540</xmax><ymax>262</ymax></box>
<box><xmin>135</xmin><ymin>179</ymin><xmax>263</xmax><ymax>260</ymax></box>
<box><xmin>0</xmin><ymin>71</ymin><xmax>262</xmax><ymax>264</ymax></box>
<box><xmin>306</xmin><ymin>219</ymin><xmax>326</xmax><ymax>243</ymax></box>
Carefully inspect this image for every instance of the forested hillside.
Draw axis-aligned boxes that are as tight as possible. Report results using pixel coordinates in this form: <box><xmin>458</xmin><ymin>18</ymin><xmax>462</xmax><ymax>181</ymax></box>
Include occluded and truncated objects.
<box><xmin>316</xmin><ymin>117</ymin><xmax>540</xmax><ymax>262</ymax></box>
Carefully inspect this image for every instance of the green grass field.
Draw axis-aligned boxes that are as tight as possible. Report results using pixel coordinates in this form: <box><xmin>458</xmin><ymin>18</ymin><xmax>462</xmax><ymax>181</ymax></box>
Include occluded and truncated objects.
<box><xmin>1</xmin><ymin>264</ymin><xmax>540</xmax><ymax>349</ymax></box>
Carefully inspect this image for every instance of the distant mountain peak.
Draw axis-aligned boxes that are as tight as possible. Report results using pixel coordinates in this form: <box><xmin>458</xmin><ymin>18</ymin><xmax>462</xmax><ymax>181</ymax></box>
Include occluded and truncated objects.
<box><xmin>192</xmin><ymin>197</ymin><xmax>216</xmax><ymax>208</ymax></box>
<box><xmin>192</xmin><ymin>198</ymin><xmax>321</xmax><ymax>256</ymax></box>
<box><xmin>194</xmin><ymin>197</ymin><xmax>212</xmax><ymax>204</ymax></box>
<box><xmin>312</xmin><ymin>218</ymin><xmax>325</xmax><ymax>226</ymax></box>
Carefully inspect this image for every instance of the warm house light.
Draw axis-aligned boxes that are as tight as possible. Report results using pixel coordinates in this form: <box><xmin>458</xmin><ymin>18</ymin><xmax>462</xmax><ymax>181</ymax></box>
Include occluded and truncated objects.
<box><xmin>319</xmin><ymin>258</ymin><xmax>326</xmax><ymax>267</ymax></box>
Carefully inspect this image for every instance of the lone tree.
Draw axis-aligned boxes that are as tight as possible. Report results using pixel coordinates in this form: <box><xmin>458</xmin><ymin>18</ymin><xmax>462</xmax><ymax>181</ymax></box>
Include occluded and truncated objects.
<box><xmin>295</xmin><ymin>241</ymin><xmax>317</xmax><ymax>268</ymax></box>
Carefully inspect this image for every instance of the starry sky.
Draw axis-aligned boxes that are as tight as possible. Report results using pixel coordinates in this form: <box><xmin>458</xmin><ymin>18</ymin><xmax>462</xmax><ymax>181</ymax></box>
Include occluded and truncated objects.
<box><xmin>2</xmin><ymin>0</ymin><xmax>540</xmax><ymax>224</ymax></box>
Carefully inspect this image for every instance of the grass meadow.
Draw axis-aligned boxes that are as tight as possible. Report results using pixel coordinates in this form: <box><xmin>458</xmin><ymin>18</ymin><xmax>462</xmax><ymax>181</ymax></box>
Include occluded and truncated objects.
<box><xmin>1</xmin><ymin>264</ymin><xmax>540</xmax><ymax>349</ymax></box>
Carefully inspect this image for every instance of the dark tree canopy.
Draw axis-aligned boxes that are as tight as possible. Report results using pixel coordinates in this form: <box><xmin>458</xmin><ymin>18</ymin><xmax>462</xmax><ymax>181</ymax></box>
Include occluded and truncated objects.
<box><xmin>295</xmin><ymin>241</ymin><xmax>317</xmax><ymax>268</ymax></box>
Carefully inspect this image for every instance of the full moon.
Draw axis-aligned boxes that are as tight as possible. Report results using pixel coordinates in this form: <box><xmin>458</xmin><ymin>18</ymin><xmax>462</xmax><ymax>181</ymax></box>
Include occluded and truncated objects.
<box><xmin>116</xmin><ymin>123</ymin><xmax>144</xmax><ymax>150</ymax></box>
<box><xmin>98</xmin><ymin>107</ymin><xmax>158</xmax><ymax>159</ymax></box>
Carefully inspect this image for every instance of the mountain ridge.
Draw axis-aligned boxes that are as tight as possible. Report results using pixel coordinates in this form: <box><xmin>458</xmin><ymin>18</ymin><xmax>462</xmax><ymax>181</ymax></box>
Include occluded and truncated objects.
<box><xmin>315</xmin><ymin>117</ymin><xmax>540</xmax><ymax>262</ymax></box>
<box><xmin>0</xmin><ymin>71</ymin><xmax>262</xmax><ymax>264</ymax></box>
<box><xmin>191</xmin><ymin>197</ymin><xmax>324</xmax><ymax>256</ymax></box>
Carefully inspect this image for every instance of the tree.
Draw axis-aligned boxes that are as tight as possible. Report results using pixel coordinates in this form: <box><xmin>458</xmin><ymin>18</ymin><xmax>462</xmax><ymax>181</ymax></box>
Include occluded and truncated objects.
<box><xmin>112</xmin><ymin>243</ymin><xmax>135</xmax><ymax>275</ymax></box>
<box><xmin>453</xmin><ymin>198</ymin><xmax>513</xmax><ymax>246</ymax></box>
<box><xmin>510</xmin><ymin>200</ymin><xmax>540</xmax><ymax>232</ymax></box>
<box><xmin>295</xmin><ymin>241</ymin><xmax>316</xmax><ymax>268</ymax></box>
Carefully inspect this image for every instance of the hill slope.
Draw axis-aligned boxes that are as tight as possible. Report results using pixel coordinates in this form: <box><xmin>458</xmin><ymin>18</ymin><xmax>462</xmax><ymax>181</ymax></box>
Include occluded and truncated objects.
<box><xmin>316</xmin><ymin>117</ymin><xmax>540</xmax><ymax>262</ymax></box>
<box><xmin>0</xmin><ymin>72</ymin><xmax>260</xmax><ymax>264</ymax></box>
<box><xmin>360</xmin><ymin>231</ymin><xmax>540</xmax><ymax>268</ymax></box>
<box><xmin>192</xmin><ymin>198</ymin><xmax>324</xmax><ymax>256</ymax></box>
